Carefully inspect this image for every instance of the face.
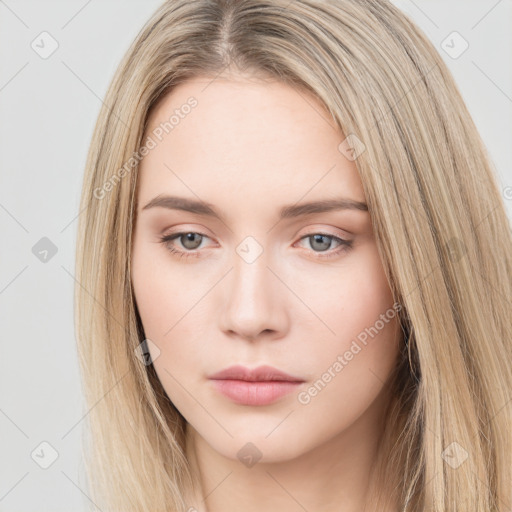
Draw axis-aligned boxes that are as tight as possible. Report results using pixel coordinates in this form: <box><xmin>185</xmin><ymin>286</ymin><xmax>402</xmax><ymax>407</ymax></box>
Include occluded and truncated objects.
<box><xmin>131</xmin><ymin>75</ymin><xmax>401</xmax><ymax>463</ymax></box>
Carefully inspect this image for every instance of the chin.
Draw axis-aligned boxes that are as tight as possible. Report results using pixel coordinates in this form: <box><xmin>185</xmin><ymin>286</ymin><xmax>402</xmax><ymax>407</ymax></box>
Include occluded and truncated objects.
<box><xmin>203</xmin><ymin>430</ymin><xmax>313</xmax><ymax>465</ymax></box>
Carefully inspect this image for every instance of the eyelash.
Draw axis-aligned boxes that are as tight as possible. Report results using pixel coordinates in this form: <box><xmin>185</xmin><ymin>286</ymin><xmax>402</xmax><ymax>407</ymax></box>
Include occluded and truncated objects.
<box><xmin>158</xmin><ymin>231</ymin><xmax>353</xmax><ymax>260</ymax></box>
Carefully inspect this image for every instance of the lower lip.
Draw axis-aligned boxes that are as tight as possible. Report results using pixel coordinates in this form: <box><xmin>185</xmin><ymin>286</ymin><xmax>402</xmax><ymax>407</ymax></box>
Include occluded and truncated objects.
<box><xmin>210</xmin><ymin>379</ymin><xmax>302</xmax><ymax>406</ymax></box>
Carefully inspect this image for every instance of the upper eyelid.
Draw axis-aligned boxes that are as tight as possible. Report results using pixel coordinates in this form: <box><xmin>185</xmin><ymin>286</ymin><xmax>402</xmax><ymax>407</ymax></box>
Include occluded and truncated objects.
<box><xmin>161</xmin><ymin>223</ymin><xmax>351</xmax><ymax>239</ymax></box>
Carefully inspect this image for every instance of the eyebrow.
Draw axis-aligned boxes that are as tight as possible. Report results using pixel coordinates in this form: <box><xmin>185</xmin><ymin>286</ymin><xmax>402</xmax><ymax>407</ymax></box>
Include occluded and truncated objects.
<box><xmin>141</xmin><ymin>194</ymin><xmax>368</xmax><ymax>221</ymax></box>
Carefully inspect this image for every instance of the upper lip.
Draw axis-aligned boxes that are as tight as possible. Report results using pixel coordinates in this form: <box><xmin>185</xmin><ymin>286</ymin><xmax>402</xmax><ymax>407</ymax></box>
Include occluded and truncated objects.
<box><xmin>208</xmin><ymin>365</ymin><xmax>304</xmax><ymax>382</ymax></box>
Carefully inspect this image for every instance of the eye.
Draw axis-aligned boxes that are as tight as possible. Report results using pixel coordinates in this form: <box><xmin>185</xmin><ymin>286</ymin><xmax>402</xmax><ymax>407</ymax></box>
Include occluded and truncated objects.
<box><xmin>294</xmin><ymin>233</ymin><xmax>353</xmax><ymax>259</ymax></box>
<box><xmin>159</xmin><ymin>232</ymin><xmax>210</xmax><ymax>259</ymax></box>
<box><xmin>158</xmin><ymin>231</ymin><xmax>353</xmax><ymax>260</ymax></box>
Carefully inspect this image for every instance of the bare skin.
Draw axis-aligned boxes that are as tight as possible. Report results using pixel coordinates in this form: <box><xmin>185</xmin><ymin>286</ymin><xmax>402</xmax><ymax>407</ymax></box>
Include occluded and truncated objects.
<box><xmin>131</xmin><ymin>73</ymin><xmax>401</xmax><ymax>512</ymax></box>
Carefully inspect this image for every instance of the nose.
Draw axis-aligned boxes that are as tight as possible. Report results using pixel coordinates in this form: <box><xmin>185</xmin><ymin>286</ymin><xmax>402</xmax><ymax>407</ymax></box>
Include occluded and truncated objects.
<box><xmin>217</xmin><ymin>246</ymin><xmax>289</xmax><ymax>342</ymax></box>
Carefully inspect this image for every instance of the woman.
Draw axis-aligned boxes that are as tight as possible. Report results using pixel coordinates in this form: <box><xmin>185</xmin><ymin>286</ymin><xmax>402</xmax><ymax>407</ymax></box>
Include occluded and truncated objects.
<box><xmin>75</xmin><ymin>0</ymin><xmax>512</xmax><ymax>511</ymax></box>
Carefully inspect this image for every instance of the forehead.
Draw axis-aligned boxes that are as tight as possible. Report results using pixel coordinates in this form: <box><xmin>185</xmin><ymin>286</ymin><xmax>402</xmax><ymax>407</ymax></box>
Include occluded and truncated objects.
<box><xmin>138</xmin><ymin>76</ymin><xmax>366</xmax><ymax>214</ymax></box>
<box><xmin>145</xmin><ymin>74</ymin><xmax>334</xmax><ymax>132</ymax></box>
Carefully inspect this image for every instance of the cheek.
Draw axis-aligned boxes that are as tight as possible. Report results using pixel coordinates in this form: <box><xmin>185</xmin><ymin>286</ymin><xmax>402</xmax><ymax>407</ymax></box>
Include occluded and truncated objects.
<box><xmin>131</xmin><ymin>238</ymin><xmax>216</xmax><ymax>386</ymax></box>
<box><xmin>293</xmin><ymin>248</ymin><xmax>400</xmax><ymax>433</ymax></box>
<box><xmin>301</xmin><ymin>243</ymin><xmax>399</xmax><ymax>379</ymax></box>
<box><xmin>339</xmin><ymin>252</ymin><xmax>396</xmax><ymax>347</ymax></box>
<box><xmin>131</xmin><ymin>237</ymin><xmax>197</xmax><ymax>339</ymax></box>
<box><xmin>131</xmin><ymin>251</ymin><xmax>170</xmax><ymax>339</ymax></box>
<box><xmin>131</xmin><ymin>243</ymin><xmax>215</xmax><ymax>420</ymax></box>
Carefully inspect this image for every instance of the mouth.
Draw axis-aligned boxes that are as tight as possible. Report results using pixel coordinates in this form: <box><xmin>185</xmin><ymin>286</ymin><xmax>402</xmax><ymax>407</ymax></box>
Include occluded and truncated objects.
<box><xmin>208</xmin><ymin>364</ymin><xmax>305</xmax><ymax>406</ymax></box>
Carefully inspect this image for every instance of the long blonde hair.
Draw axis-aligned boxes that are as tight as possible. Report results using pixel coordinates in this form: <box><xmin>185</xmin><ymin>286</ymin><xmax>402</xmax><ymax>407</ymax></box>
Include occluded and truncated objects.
<box><xmin>74</xmin><ymin>0</ymin><xmax>512</xmax><ymax>510</ymax></box>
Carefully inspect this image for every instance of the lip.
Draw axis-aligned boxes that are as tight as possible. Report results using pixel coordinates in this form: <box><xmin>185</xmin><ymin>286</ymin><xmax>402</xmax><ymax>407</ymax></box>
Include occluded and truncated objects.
<box><xmin>208</xmin><ymin>364</ymin><xmax>304</xmax><ymax>383</ymax></box>
<box><xmin>208</xmin><ymin>365</ymin><xmax>305</xmax><ymax>406</ymax></box>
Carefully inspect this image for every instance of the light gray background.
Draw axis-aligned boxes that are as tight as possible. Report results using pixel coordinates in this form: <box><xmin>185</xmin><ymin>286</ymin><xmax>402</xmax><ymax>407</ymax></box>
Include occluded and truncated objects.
<box><xmin>0</xmin><ymin>1</ymin><xmax>511</xmax><ymax>510</ymax></box>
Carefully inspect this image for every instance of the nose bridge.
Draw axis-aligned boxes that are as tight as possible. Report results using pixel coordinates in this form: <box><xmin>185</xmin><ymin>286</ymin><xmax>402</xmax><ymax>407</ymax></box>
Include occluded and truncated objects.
<box><xmin>230</xmin><ymin>236</ymin><xmax>273</xmax><ymax>307</ymax></box>
<box><xmin>218</xmin><ymin>235</ymin><xmax>287</xmax><ymax>340</ymax></box>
